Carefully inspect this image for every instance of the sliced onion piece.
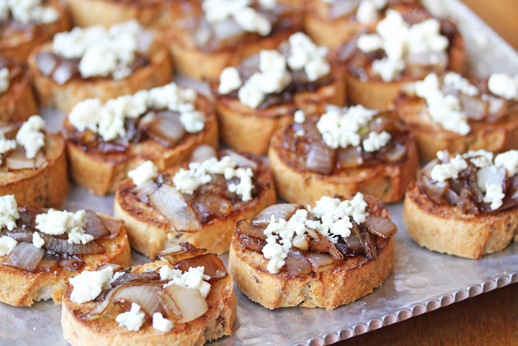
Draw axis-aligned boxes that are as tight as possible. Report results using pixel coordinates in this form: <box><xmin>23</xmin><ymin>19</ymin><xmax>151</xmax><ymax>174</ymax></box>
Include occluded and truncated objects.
<box><xmin>159</xmin><ymin>284</ymin><xmax>208</xmax><ymax>323</ymax></box>
<box><xmin>236</xmin><ymin>220</ymin><xmax>267</xmax><ymax>240</ymax></box>
<box><xmin>146</xmin><ymin>115</ymin><xmax>185</xmax><ymax>149</ymax></box>
<box><xmin>159</xmin><ymin>242</ymin><xmax>207</xmax><ymax>263</ymax></box>
<box><xmin>337</xmin><ymin>146</ymin><xmax>363</xmax><ymax>168</ymax></box>
<box><xmin>6</xmin><ymin>146</ymin><xmax>37</xmax><ymax>170</ymax></box>
<box><xmin>316</xmin><ymin>233</ymin><xmax>343</xmax><ymax>260</ymax></box>
<box><xmin>149</xmin><ymin>184</ymin><xmax>202</xmax><ymax>233</ymax></box>
<box><xmin>292</xmin><ymin>234</ymin><xmax>309</xmax><ymax>251</ymax></box>
<box><xmin>420</xmin><ymin>175</ymin><xmax>449</xmax><ymax>204</ymax></box>
<box><xmin>460</xmin><ymin>94</ymin><xmax>488</xmax><ymax>120</ymax></box>
<box><xmin>5</xmin><ymin>229</ymin><xmax>33</xmax><ymax>242</ymax></box>
<box><xmin>304</xmin><ymin>252</ymin><xmax>337</xmax><ymax>273</ymax></box>
<box><xmin>190</xmin><ymin>145</ymin><xmax>217</xmax><ymax>163</ymax></box>
<box><xmin>226</xmin><ymin>151</ymin><xmax>258</xmax><ymax>169</ymax></box>
<box><xmin>194</xmin><ymin>18</ymin><xmax>212</xmax><ymax>46</ymax></box>
<box><xmin>52</xmin><ymin>61</ymin><xmax>77</xmax><ymax>85</ymax></box>
<box><xmin>381</xmin><ymin>143</ymin><xmax>407</xmax><ymax>162</ymax></box>
<box><xmin>35</xmin><ymin>52</ymin><xmax>58</xmax><ymax>77</ymax></box>
<box><xmin>237</xmin><ymin>234</ymin><xmax>265</xmax><ymax>252</ymax></box>
<box><xmin>111</xmin><ymin>271</ymin><xmax>162</xmax><ymax>288</ymax></box>
<box><xmin>306</xmin><ymin>142</ymin><xmax>335</xmax><ymax>175</ymax></box>
<box><xmin>487</xmin><ymin>95</ymin><xmax>508</xmax><ymax>122</ymax></box>
<box><xmin>58</xmin><ymin>255</ymin><xmax>84</xmax><ymax>272</ymax></box>
<box><xmin>135</xmin><ymin>30</ymin><xmax>155</xmax><ymax>53</ymax></box>
<box><xmin>330</xmin><ymin>0</ymin><xmax>360</xmax><ymax>18</ymax></box>
<box><xmin>212</xmin><ymin>17</ymin><xmax>245</xmax><ymax>41</ymax></box>
<box><xmin>37</xmin><ymin>253</ymin><xmax>59</xmax><ymax>272</ymax></box>
<box><xmin>132</xmin><ymin>179</ymin><xmax>158</xmax><ymax>203</ymax></box>
<box><xmin>84</xmin><ymin>210</ymin><xmax>110</xmax><ymax>239</ymax></box>
<box><xmin>42</xmin><ymin>235</ymin><xmax>106</xmax><ymax>255</ymax></box>
<box><xmin>190</xmin><ymin>193</ymin><xmax>231</xmax><ymax>223</ymax></box>
<box><xmin>174</xmin><ymin>254</ymin><xmax>228</xmax><ymax>281</ymax></box>
<box><xmin>362</xmin><ymin>216</ymin><xmax>397</xmax><ymax>238</ymax></box>
<box><xmin>476</xmin><ymin>166</ymin><xmax>506</xmax><ymax>192</ymax></box>
<box><xmin>99</xmin><ymin>217</ymin><xmax>123</xmax><ymax>238</ymax></box>
<box><xmin>252</xmin><ymin>204</ymin><xmax>302</xmax><ymax>227</ymax></box>
<box><xmin>284</xmin><ymin>249</ymin><xmax>312</xmax><ymax>277</ymax></box>
<box><xmin>341</xmin><ymin>235</ymin><xmax>365</xmax><ymax>256</ymax></box>
<box><xmin>2</xmin><ymin>242</ymin><xmax>44</xmax><ymax>272</ymax></box>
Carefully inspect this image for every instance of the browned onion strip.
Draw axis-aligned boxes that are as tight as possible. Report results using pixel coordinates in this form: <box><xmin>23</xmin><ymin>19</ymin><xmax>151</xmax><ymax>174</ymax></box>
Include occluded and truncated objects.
<box><xmin>99</xmin><ymin>217</ymin><xmax>123</xmax><ymax>239</ymax></box>
<box><xmin>42</xmin><ymin>234</ymin><xmax>106</xmax><ymax>255</ymax></box>
<box><xmin>315</xmin><ymin>233</ymin><xmax>343</xmax><ymax>260</ymax></box>
<box><xmin>2</xmin><ymin>242</ymin><xmax>45</xmax><ymax>272</ymax></box>
<box><xmin>306</xmin><ymin>142</ymin><xmax>335</xmax><ymax>175</ymax></box>
<box><xmin>190</xmin><ymin>193</ymin><xmax>232</xmax><ymax>222</ymax></box>
<box><xmin>174</xmin><ymin>254</ymin><xmax>228</xmax><ymax>281</ymax></box>
<box><xmin>84</xmin><ymin>210</ymin><xmax>110</xmax><ymax>239</ymax></box>
<box><xmin>146</xmin><ymin>114</ymin><xmax>185</xmax><ymax>148</ymax></box>
<box><xmin>362</xmin><ymin>216</ymin><xmax>397</xmax><ymax>238</ymax></box>
<box><xmin>158</xmin><ymin>284</ymin><xmax>208</xmax><ymax>323</ymax></box>
<box><xmin>252</xmin><ymin>204</ymin><xmax>302</xmax><ymax>227</ymax></box>
<box><xmin>236</xmin><ymin>220</ymin><xmax>267</xmax><ymax>240</ymax></box>
<box><xmin>284</xmin><ymin>249</ymin><xmax>312</xmax><ymax>277</ymax></box>
<box><xmin>149</xmin><ymin>184</ymin><xmax>202</xmax><ymax>233</ymax></box>
<box><xmin>158</xmin><ymin>242</ymin><xmax>207</xmax><ymax>263</ymax></box>
<box><xmin>226</xmin><ymin>151</ymin><xmax>258</xmax><ymax>169</ymax></box>
<box><xmin>304</xmin><ymin>252</ymin><xmax>337</xmax><ymax>273</ymax></box>
<box><xmin>190</xmin><ymin>145</ymin><xmax>217</xmax><ymax>163</ymax></box>
<box><xmin>132</xmin><ymin>179</ymin><xmax>158</xmax><ymax>203</ymax></box>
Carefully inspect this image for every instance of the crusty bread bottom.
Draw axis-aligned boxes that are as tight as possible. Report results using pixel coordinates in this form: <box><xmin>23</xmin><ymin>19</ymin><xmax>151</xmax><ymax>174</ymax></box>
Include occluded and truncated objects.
<box><xmin>0</xmin><ymin>221</ymin><xmax>131</xmax><ymax>306</ymax></box>
<box><xmin>229</xmin><ymin>237</ymin><xmax>394</xmax><ymax>310</ymax></box>
<box><xmin>403</xmin><ymin>182</ymin><xmax>518</xmax><ymax>259</ymax></box>
<box><xmin>62</xmin><ymin>261</ymin><xmax>237</xmax><ymax>346</ymax></box>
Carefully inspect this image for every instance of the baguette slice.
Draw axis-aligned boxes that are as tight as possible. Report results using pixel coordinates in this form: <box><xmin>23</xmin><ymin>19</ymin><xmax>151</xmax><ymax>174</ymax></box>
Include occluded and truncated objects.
<box><xmin>62</xmin><ymin>258</ymin><xmax>236</xmax><ymax>346</ymax></box>
<box><xmin>27</xmin><ymin>37</ymin><xmax>172</xmax><ymax>112</ymax></box>
<box><xmin>64</xmin><ymin>94</ymin><xmax>218</xmax><ymax>195</ymax></box>
<box><xmin>114</xmin><ymin>151</ymin><xmax>277</xmax><ymax>259</ymax></box>
<box><xmin>394</xmin><ymin>97</ymin><xmax>518</xmax><ymax>162</ymax></box>
<box><xmin>0</xmin><ymin>69</ymin><xmax>38</xmax><ymax>123</ymax></box>
<box><xmin>0</xmin><ymin>131</ymin><xmax>69</xmax><ymax>208</ymax></box>
<box><xmin>0</xmin><ymin>214</ymin><xmax>131</xmax><ymax>306</ymax></box>
<box><xmin>229</xmin><ymin>195</ymin><xmax>395</xmax><ymax>309</ymax></box>
<box><xmin>403</xmin><ymin>182</ymin><xmax>518</xmax><ymax>259</ymax></box>
<box><xmin>0</xmin><ymin>0</ymin><xmax>70</xmax><ymax>62</ymax></box>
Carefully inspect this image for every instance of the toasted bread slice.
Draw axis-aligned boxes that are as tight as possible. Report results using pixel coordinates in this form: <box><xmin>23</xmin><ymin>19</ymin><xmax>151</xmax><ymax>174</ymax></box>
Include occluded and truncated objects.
<box><xmin>268</xmin><ymin>126</ymin><xmax>419</xmax><ymax>206</ymax></box>
<box><xmin>0</xmin><ymin>70</ymin><xmax>38</xmax><ymax>123</ymax></box>
<box><xmin>215</xmin><ymin>69</ymin><xmax>346</xmax><ymax>156</ymax></box>
<box><xmin>403</xmin><ymin>182</ymin><xmax>518</xmax><ymax>259</ymax></box>
<box><xmin>394</xmin><ymin>97</ymin><xmax>518</xmax><ymax>162</ymax></box>
<box><xmin>27</xmin><ymin>38</ymin><xmax>172</xmax><ymax>112</ymax></box>
<box><xmin>114</xmin><ymin>151</ymin><xmax>277</xmax><ymax>259</ymax></box>
<box><xmin>62</xmin><ymin>259</ymin><xmax>237</xmax><ymax>346</ymax></box>
<box><xmin>0</xmin><ymin>0</ymin><xmax>70</xmax><ymax>62</ymax></box>
<box><xmin>228</xmin><ymin>196</ymin><xmax>395</xmax><ymax>309</ymax></box>
<box><xmin>0</xmin><ymin>214</ymin><xmax>131</xmax><ymax>306</ymax></box>
<box><xmin>64</xmin><ymin>94</ymin><xmax>218</xmax><ymax>195</ymax></box>
<box><xmin>0</xmin><ymin>131</ymin><xmax>69</xmax><ymax>208</ymax></box>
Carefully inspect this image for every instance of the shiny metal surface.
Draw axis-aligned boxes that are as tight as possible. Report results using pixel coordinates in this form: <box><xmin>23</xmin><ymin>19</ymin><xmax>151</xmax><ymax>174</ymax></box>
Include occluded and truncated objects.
<box><xmin>2</xmin><ymin>0</ymin><xmax>518</xmax><ymax>345</ymax></box>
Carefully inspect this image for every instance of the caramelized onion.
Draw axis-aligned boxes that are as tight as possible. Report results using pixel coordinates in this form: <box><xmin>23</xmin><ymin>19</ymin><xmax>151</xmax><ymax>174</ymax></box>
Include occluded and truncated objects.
<box><xmin>52</xmin><ymin>61</ymin><xmax>77</xmax><ymax>85</ymax></box>
<box><xmin>337</xmin><ymin>146</ymin><xmax>363</xmax><ymax>168</ymax></box>
<box><xmin>460</xmin><ymin>94</ymin><xmax>488</xmax><ymax>120</ymax></box>
<box><xmin>236</xmin><ymin>220</ymin><xmax>267</xmax><ymax>240</ymax></box>
<box><xmin>292</xmin><ymin>234</ymin><xmax>309</xmax><ymax>251</ymax></box>
<box><xmin>330</xmin><ymin>0</ymin><xmax>360</xmax><ymax>18</ymax></box>
<box><xmin>317</xmin><ymin>233</ymin><xmax>343</xmax><ymax>260</ymax></box>
<box><xmin>174</xmin><ymin>254</ymin><xmax>228</xmax><ymax>281</ymax></box>
<box><xmin>149</xmin><ymin>184</ymin><xmax>202</xmax><ymax>233</ymax></box>
<box><xmin>159</xmin><ymin>242</ymin><xmax>207</xmax><ymax>264</ymax></box>
<box><xmin>420</xmin><ymin>175</ymin><xmax>449</xmax><ymax>204</ymax></box>
<box><xmin>306</xmin><ymin>142</ymin><xmax>335</xmax><ymax>175</ymax></box>
<box><xmin>58</xmin><ymin>255</ymin><xmax>84</xmax><ymax>272</ymax></box>
<box><xmin>135</xmin><ymin>30</ymin><xmax>154</xmax><ymax>53</ymax></box>
<box><xmin>4</xmin><ymin>229</ymin><xmax>33</xmax><ymax>242</ymax></box>
<box><xmin>359</xmin><ymin>228</ymin><xmax>377</xmax><ymax>260</ymax></box>
<box><xmin>304</xmin><ymin>252</ymin><xmax>337</xmax><ymax>273</ymax></box>
<box><xmin>159</xmin><ymin>284</ymin><xmax>208</xmax><ymax>323</ymax></box>
<box><xmin>362</xmin><ymin>216</ymin><xmax>397</xmax><ymax>238</ymax></box>
<box><xmin>191</xmin><ymin>193</ymin><xmax>231</xmax><ymax>223</ymax></box>
<box><xmin>146</xmin><ymin>115</ymin><xmax>185</xmax><ymax>148</ymax></box>
<box><xmin>99</xmin><ymin>217</ymin><xmax>123</xmax><ymax>238</ymax></box>
<box><xmin>190</xmin><ymin>145</ymin><xmax>217</xmax><ymax>163</ymax></box>
<box><xmin>36</xmin><ymin>52</ymin><xmax>58</xmax><ymax>77</ymax></box>
<box><xmin>212</xmin><ymin>17</ymin><xmax>245</xmax><ymax>40</ymax></box>
<box><xmin>36</xmin><ymin>253</ymin><xmax>59</xmax><ymax>272</ymax></box>
<box><xmin>42</xmin><ymin>235</ymin><xmax>106</xmax><ymax>255</ymax></box>
<box><xmin>84</xmin><ymin>210</ymin><xmax>110</xmax><ymax>239</ymax></box>
<box><xmin>476</xmin><ymin>166</ymin><xmax>506</xmax><ymax>192</ymax></box>
<box><xmin>226</xmin><ymin>151</ymin><xmax>258</xmax><ymax>169</ymax></box>
<box><xmin>381</xmin><ymin>143</ymin><xmax>407</xmax><ymax>162</ymax></box>
<box><xmin>111</xmin><ymin>271</ymin><xmax>161</xmax><ymax>288</ymax></box>
<box><xmin>284</xmin><ymin>249</ymin><xmax>312</xmax><ymax>277</ymax></box>
<box><xmin>132</xmin><ymin>179</ymin><xmax>158</xmax><ymax>203</ymax></box>
<box><xmin>238</xmin><ymin>235</ymin><xmax>265</xmax><ymax>252</ymax></box>
<box><xmin>2</xmin><ymin>242</ymin><xmax>44</xmax><ymax>272</ymax></box>
<box><xmin>252</xmin><ymin>204</ymin><xmax>302</xmax><ymax>226</ymax></box>
<box><xmin>487</xmin><ymin>95</ymin><xmax>508</xmax><ymax>122</ymax></box>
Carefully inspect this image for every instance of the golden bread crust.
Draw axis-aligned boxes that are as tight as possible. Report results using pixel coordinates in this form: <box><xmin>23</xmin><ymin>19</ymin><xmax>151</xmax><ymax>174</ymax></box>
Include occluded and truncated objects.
<box><xmin>229</xmin><ymin>196</ymin><xmax>395</xmax><ymax>309</ymax></box>
<box><xmin>403</xmin><ymin>182</ymin><xmax>518</xmax><ymax>259</ymax></box>
<box><xmin>215</xmin><ymin>68</ymin><xmax>346</xmax><ymax>156</ymax></box>
<box><xmin>395</xmin><ymin>97</ymin><xmax>518</xmax><ymax>162</ymax></box>
<box><xmin>65</xmin><ymin>94</ymin><xmax>218</xmax><ymax>195</ymax></box>
<box><xmin>27</xmin><ymin>38</ymin><xmax>172</xmax><ymax>112</ymax></box>
<box><xmin>114</xmin><ymin>153</ymin><xmax>277</xmax><ymax>258</ymax></box>
<box><xmin>268</xmin><ymin>128</ymin><xmax>419</xmax><ymax>205</ymax></box>
<box><xmin>0</xmin><ymin>217</ymin><xmax>131</xmax><ymax>306</ymax></box>
<box><xmin>0</xmin><ymin>72</ymin><xmax>38</xmax><ymax>123</ymax></box>
<box><xmin>0</xmin><ymin>131</ymin><xmax>69</xmax><ymax>208</ymax></box>
<box><xmin>62</xmin><ymin>260</ymin><xmax>237</xmax><ymax>346</ymax></box>
<box><xmin>0</xmin><ymin>0</ymin><xmax>70</xmax><ymax>62</ymax></box>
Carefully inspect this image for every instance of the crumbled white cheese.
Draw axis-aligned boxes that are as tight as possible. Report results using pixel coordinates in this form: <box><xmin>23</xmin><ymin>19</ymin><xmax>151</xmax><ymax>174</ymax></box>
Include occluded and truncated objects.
<box><xmin>164</xmin><ymin>266</ymin><xmax>211</xmax><ymax>298</ymax></box>
<box><xmin>463</xmin><ymin>150</ymin><xmax>493</xmax><ymax>168</ymax></box>
<box><xmin>35</xmin><ymin>209</ymin><xmax>94</xmax><ymax>245</ymax></box>
<box><xmin>362</xmin><ymin>131</ymin><xmax>391</xmax><ymax>152</ymax></box>
<box><xmin>32</xmin><ymin>232</ymin><xmax>44</xmax><ymax>249</ymax></box>
<box><xmin>415</xmin><ymin>73</ymin><xmax>470</xmax><ymax>135</ymax></box>
<box><xmin>0</xmin><ymin>236</ymin><xmax>17</xmax><ymax>256</ymax></box>
<box><xmin>153</xmin><ymin>312</ymin><xmax>173</xmax><ymax>333</ymax></box>
<box><xmin>0</xmin><ymin>67</ymin><xmax>9</xmax><ymax>94</ymax></box>
<box><xmin>444</xmin><ymin>72</ymin><xmax>479</xmax><ymax>97</ymax></box>
<box><xmin>159</xmin><ymin>265</ymin><xmax>182</xmax><ymax>281</ymax></box>
<box><xmin>1</xmin><ymin>0</ymin><xmax>58</xmax><ymax>25</ymax></box>
<box><xmin>202</xmin><ymin>0</ymin><xmax>271</xmax><ymax>36</ymax></box>
<box><xmin>116</xmin><ymin>303</ymin><xmax>146</xmax><ymax>332</ymax></box>
<box><xmin>262</xmin><ymin>193</ymin><xmax>368</xmax><ymax>274</ymax></box>
<box><xmin>357</xmin><ymin>10</ymin><xmax>449</xmax><ymax>82</ymax></box>
<box><xmin>495</xmin><ymin>150</ymin><xmax>518</xmax><ymax>177</ymax></box>
<box><xmin>69</xmin><ymin>266</ymin><xmax>114</xmax><ymax>304</ymax></box>
<box><xmin>16</xmin><ymin>115</ymin><xmax>45</xmax><ymax>159</ymax></box>
<box><xmin>483</xmin><ymin>183</ymin><xmax>505</xmax><ymax>210</ymax></box>
<box><xmin>356</xmin><ymin>0</ymin><xmax>379</xmax><ymax>25</ymax></box>
<box><xmin>0</xmin><ymin>194</ymin><xmax>19</xmax><ymax>231</ymax></box>
<box><xmin>488</xmin><ymin>73</ymin><xmax>518</xmax><ymax>101</ymax></box>
<box><xmin>287</xmin><ymin>33</ymin><xmax>330</xmax><ymax>82</ymax></box>
<box><xmin>218</xmin><ymin>67</ymin><xmax>242</xmax><ymax>94</ymax></box>
<box><xmin>173</xmin><ymin>156</ymin><xmax>254</xmax><ymax>201</ymax></box>
<box><xmin>317</xmin><ymin>105</ymin><xmax>388</xmax><ymax>152</ymax></box>
<box><xmin>53</xmin><ymin>20</ymin><xmax>148</xmax><ymax>79</ymax></box>
<box><xmin>0</xmin><ymin>132</ymin><xmax>16</xmax><ymax>161</ymax></box>
<box><xmin>430</xmin><ymin>153</ymin><xmax>468</xmax><ymax>182</ymax></box>
<box><xmin>128</xmin><ymin>161</ymin><xmax>158</xmax><ymax>186</ymax></box>
<box><xmin>112</xmin><ymin>271</ymin><xmax>125</xmax><ymax>282</ymax></box>
<box><xmin>259</xmin><ymin>0</ymin><xmax>276</xmax><ymax>9</ymax></box>
<box><xmin>294</xmin><ymin>110</ymin><xmax>305</xmax><ymax>123</ymax></box>
<box><xmin>69</xmin><ymin>83</ymin><xmax>203</xmax><ymax>141</ymax></box>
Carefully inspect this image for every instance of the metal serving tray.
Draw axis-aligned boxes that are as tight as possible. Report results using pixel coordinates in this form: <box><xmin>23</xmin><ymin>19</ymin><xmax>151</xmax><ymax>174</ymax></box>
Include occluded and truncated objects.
<box><xmin>2</xmin><ymin>0</ymin><xmax>518</xmax><ymax>345</ymax></box>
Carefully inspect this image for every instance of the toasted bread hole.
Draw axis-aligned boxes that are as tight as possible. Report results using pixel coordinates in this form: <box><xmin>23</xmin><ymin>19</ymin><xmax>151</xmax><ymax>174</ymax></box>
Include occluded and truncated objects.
<box><xmin>253</xmin><ymin>275</ymin><xmax>260</xmax><ymax>283</ymax></box>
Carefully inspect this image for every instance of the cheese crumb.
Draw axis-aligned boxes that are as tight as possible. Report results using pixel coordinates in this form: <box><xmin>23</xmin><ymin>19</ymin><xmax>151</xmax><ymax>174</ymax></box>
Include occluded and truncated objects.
<box><xmin>0</xmin><ymin>236</ymin><xmax>17</xmax><ymax>256</ymax></box>
<box><xmin>116</xmin><ymin>303</ymin><xmax>146</xmax><ymax>332</ymax></box>
<box><xmin>430</xmin><ymin>153</ymin><xmax>468</xmax><ymax>182</ymax></box>
<box><xmin>35</xmin><ymin>209</ymin><xmax>93</xmax><ymax>245</ymax></box>
<box><xmin>294</xmin><ymin>110</ymin><xmax>305</xmax><ymax>123</ymax></box>
<box><xmin>70</xmin><ymin>266</ymin><xmax>114</xmax><ymax>303</ymax></box>
<box><xmin>362</xmin><ymin>131</ymin><xmax>391</xmax><ymax>152</ymax></box>
<box><xmin>128</xmin><ymin>161</ymin><xmax>158</xmax><ymax>186</ymax></box>
<box><xmin>159</xmin><ymin>265</ymin><xmax>182</xmax><ymax>281</ymax></box>
<box><xmin>164</xmin><ymin>266</ymin><xmax>211</xmax><ymax>298</ymax></box>
<box><xmin>356</xmin><ymin>0</ymin><xmax>379</xmax><ymax>25</ymax></box>
<box><xmin>0</xmin><ymin>194</ymin><xmax>19</xmax><ymax>231</ymax></box>
<box><xmin>2</xmin><ymin>0</ymin><xmax>58</xmax><ymax>25</ymax></box>
<box><xmin>153</xmin><ymin>312</ymin><xmax>173</xmax><ymax>333</ymax></box>
<box><xmin>495</xmin><ymin>150</ymin><xmax>518</xmax><ymax>177</ymax></box>
<box><xmin>32</xmin><ymin>232</ymin><xmax>44</xmax><ymax>249</ymax></box>
<box><xmin>488</xmin><ymin>73</ymin><xmax>518</xmax><ymax>100</ymax></box>
<box><xmin>483</xmin><ymin>183</ymin><xmax>505</xmax><ymax>210</ymax></box>
<box><xmin>16</xmin><ymin>115</ymin><xmax>45</xmax><ymax>159</ymax></box>
<box><xmin>218</xmin><ymin>67</ymin><xmax>242</xmax><ymax>94</ymax></box>
<box><xmin>287</xmin><ymin>33</ymin><xmax>330</xmax><ymax>82</ymax></box>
